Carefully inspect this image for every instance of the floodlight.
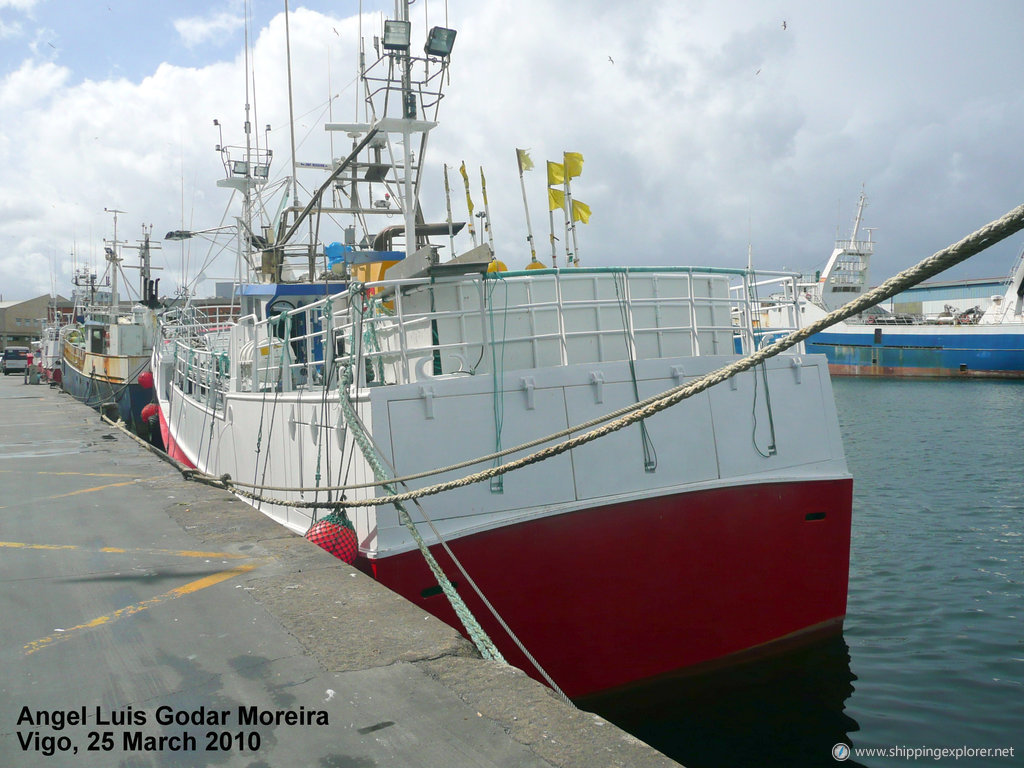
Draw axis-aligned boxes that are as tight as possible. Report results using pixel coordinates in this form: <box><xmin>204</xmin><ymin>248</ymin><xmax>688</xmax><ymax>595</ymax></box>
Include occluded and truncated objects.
<box><xmin>232</xmin><ymin>160</ymin><xmax>250</xmax><ymax>176</ymax></box>
<box><xmin>382</xmin><ymin>20</ymin><xmax>411</xmax><ymax>51</ymax></box>
<box><xmin>424</xmin><ymin>26</ymin><xmax>456</xmax><ymax>57</ymax></box>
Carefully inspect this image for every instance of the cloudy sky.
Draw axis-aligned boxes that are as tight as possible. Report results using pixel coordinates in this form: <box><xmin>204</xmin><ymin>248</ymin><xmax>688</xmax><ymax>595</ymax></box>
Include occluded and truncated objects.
<box><xmin>1</xmin><ymin>0</ymin><xmax>1023</xmax><ymax>302</ymax></box>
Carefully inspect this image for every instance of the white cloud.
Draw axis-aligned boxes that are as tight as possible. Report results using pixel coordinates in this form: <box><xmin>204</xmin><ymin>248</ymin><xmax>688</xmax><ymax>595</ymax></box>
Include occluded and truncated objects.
<box><xmin>174</xmin><ymin>11</ymin><xmax>245</xmax><ymax>49</ymax></box>
<box><xmin>1</xmin><ymin>1</ymin><xmax>1023</xmax><ymax>303</ymax></box>
<box><xmin>0</xmin><ymin>59</ymin><xmax>67</xmax><ymax>107</ymax></box>
<box><xmin>0</xmin><ymin>19</ymin><xmax>24</xmax><ymax>38</ymax></box>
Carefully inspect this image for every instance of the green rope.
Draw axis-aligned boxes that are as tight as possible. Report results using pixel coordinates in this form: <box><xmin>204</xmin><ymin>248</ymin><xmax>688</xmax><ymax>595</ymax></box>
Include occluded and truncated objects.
<box><xmin>487</xmin><ymin>277</ymin><xmax>508</xmax><ymax>493</ymax></box>
<box><xmin>363</xmin><ymin>298</ymin><xmax>386</xmax><ymax>384</ymax></box>
<box><xmin>613</xmin><ymin>272</ymin><xmax>657</xmax><ymax>472</ymax></box>
<box><xmin>338</xmin><ymin>366</ymin><xmax>505</xmax><ymax>664</ymax></box>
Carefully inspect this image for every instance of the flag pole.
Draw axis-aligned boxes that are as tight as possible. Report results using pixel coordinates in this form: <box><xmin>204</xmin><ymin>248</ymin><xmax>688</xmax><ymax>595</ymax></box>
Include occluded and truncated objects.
<box><xmin>562</xmin><ymin>180</ymin><xmax>574</xmax><ymax>266</ymax></box>
<box><xmin>548</xmin><ymin>206</ymin><xmax>558</xmax><ymax>268</ymax></box>
<box><xmin>516</xmin><ymin>149</ymin><xmax>539</xmax><ymax>265</ymax></box>
<box><xmin>459</xmin><ymin>161</ymin><xmax>478</xmax><ymax>247</ymax></box>
<box><xmin>546</xmin><ymin>160</ymin><xmax>564</xmax><ymax>268</ymax></box>
<box><xmin>480</xmin><ymin>167</ymin><xmax>495</xmax><ymax>254</ymax></box>
<box><xmin>443</xmin><ymin>164</ymin><xmax>455</xmax><ymax>257</ymax></box>
<box><xmin>564</xmin><ymin>177</ymin><xmax>578</xmax><ymax>266</ymax></box>
<box><xmin>564</xmin><ymin>152</ymin><xmax>580</xmax><ymax>266</ymax></box>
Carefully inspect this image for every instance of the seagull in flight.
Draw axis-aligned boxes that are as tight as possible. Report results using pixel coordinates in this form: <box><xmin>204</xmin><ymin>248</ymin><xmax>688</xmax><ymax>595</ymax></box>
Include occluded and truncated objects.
<box><xmin>608</xmin><ymin>56</ymin><xmax>614</xmax><ymax>64</ymax></box>
<box><xmin>782</xmin><ymin>20</ymin><xmax>787</xmax><ymax>30</ymax></box>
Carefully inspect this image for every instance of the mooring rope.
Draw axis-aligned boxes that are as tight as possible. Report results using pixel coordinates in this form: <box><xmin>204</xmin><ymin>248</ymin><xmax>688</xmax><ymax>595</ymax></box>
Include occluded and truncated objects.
<box><xmin>335</xmin><ymin>372</ymin><xmax>507</xmax><ymax>665</ymax></box>
<box><xmin>183</xmin><ymin>201</ymin><xmax>1024</xmax><ymax>508</ymax></box>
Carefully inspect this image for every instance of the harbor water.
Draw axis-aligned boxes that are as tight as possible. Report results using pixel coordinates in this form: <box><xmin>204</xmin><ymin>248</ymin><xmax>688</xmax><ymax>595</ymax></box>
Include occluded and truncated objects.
<box><xmin>593</xmin><ymin>377</ymin><xmax>1023</xmax><ymax>767</ymax></box>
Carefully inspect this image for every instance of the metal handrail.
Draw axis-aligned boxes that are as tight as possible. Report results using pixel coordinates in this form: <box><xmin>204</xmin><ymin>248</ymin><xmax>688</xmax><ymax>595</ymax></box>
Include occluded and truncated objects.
<box><xmin>170</xmin><ymin>267</ymin><xmax>805</xmax><ymax>398</ymax></box>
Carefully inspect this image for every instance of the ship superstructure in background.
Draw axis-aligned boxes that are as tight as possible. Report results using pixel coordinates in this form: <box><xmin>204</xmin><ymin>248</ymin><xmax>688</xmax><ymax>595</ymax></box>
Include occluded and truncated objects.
<box><xmin>61</xmin><ymin>211</ymin><xmax>162</xmax><ymax>432</ymax></box>
<box><xmin>759</xmin><ymin>193</ymin><xmax>1024</xmax><ymax>378</ymax></box>
<box><xmin>153</xmin><ymin>3</ymin><xmax>853</xmax><ymax>699</ymax></box>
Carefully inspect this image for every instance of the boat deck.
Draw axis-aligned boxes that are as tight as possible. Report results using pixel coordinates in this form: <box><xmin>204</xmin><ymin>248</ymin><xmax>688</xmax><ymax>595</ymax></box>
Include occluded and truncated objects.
<box><xmin>0</xmin><ymin>374</ymin><xmax>677</xmax><ymax>767</ymax></box>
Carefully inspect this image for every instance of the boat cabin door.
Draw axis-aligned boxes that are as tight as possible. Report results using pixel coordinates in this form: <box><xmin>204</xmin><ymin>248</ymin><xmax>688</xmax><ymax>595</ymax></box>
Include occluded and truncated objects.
<box><xmin>89</xmin><ymin>326</ymin><xmax>106</xmax><ymax>354</ymax></box>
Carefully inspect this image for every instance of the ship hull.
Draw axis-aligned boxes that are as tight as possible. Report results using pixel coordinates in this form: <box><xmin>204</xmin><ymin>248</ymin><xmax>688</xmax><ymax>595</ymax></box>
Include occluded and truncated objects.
<box><xmin>807</xmin><ymin>326</ymin><xmax>1024</xmax><ymax>378</ymax></box>
<box><xmin>157</xmin><ymin>406</ymin><xmax>196</xmax><ymax>468</ymax></box>
<box><xmin>155</xmin><ymin>338</ymin><xmax>853</xmax><ymax>699</ymax></box>
<box><xmin>62</xmin><ymin>350</ymin><xmax>152</xmax><ymax>431</ymax></box>
<box><xmin>363</xmin><ymin>477</ymin><xmax>852</xmax><ymax>699</ymax></box>
<box><xmin>153</xmin><ymin>268</ymin><xmax>856</xmax><ymax>696</ymax></box>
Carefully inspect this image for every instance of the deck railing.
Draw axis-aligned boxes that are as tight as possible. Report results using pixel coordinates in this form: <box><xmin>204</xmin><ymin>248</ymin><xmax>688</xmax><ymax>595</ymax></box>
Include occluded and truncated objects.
<box><xmin>172</xmin><ymin>266</ymin><xmax>804</xmax><ymax>397</ymax></box>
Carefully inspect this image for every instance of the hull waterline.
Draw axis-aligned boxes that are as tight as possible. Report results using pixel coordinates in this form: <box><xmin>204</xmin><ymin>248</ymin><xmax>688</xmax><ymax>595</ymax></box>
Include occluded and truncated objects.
<box><xmin>808</xmin><ymin>328</ymin><xmax>1024</xmax><ymax>378</ymax></box>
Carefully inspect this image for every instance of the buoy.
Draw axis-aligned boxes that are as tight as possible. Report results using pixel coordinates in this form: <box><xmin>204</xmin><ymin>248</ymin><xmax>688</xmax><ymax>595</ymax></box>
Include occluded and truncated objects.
<box><xmin>306</xmin><ymin>512</ymin><xmax>358</xmax><ymax>564</ymax></box>
<box><xmin>141</xmin><ymin>403</ymin><xmax>159</xmax><ymax>422</ymax></box>
<box><xmin>525</xmin><ymin>259</ymin><xmax>546</xmax><ymax>270</ymax></box>
<box><xmin>486</xmin><ymin>259</ymin><xmax>507</xmax><ymax>273</ymax></box>
<box><xmin>138</xmin><ymin>371</ymin><xmax>154</xmax><ymax>389</ymax></box>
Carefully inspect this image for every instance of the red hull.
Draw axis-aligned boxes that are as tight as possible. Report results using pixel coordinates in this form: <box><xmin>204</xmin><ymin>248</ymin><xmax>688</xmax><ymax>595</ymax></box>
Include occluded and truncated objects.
<box><xmin>158</xmin><ymin>406</ymin><xmax>196</xmax><ymax>469</ymax></box>
<box><xmin>361</xmin><ymin>478</ymin><xmax>853</xmax><ymax>699</ymax></box>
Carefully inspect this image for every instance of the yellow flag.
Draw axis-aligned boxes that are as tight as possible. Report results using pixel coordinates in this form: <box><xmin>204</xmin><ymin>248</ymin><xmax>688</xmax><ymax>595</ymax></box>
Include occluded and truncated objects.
<box><xmin>516</xmin><ymin>148</ymin><xmax>534</xmax><ymax>173</ymax></box>
<box><xmin>548</xmin><ymin>187</ymin><xmax>565</xmax><ymax>211</ymax></box>
<box><xmin>459</xmin><ymin>161</ymin><xmax>474</xmax><ymax>215</ymax></box>
<box><xmin>571</xmin><ymin>199</ymin><xmax>592</xmax><ymax>223</ymax></box>
<box><xmin>547</xmin><ymin>161</ymin><xmax>564</xmax><ymax>187</ymax></box>
<box><xmin>564</xmin><ymin>151</ymin><xmax>584</xmax><ymax>179</ymax></box>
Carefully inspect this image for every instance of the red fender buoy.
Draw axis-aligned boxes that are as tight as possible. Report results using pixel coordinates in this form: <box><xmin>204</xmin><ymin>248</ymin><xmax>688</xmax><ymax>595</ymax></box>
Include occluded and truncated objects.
<box><xmin>305</xmin><ymin>513</ymin><xmax>358</xmax><ymax>564</ymax></box>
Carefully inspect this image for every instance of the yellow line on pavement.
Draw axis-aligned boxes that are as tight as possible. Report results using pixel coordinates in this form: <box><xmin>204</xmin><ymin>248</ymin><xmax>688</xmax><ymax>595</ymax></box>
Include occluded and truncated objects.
<box><xmin>0</xmin><ymin>470</ymin><xmax>138</xmax><ymax>477</ymax></box>
<box><xmin>0</xmin><ymin>423</ymin><xmax>86</xmax><ymax>429</ymax></box>
<box><xmin>0</xmin><ymin>481</ymin><xmax>142</xmax><ymax>512</ymax></box>
<box><xmin>22</xmin><ymin>564</ymin><xmax>259</xmax><ymax>656</ymax></box>
<box><xmin>48</xmin><ymin>480</ymin><xmax>139</xmax><ymax>498</ymax></box>
<box><xmin>0</xmin><ymin>541</ymin><xmax>249</xmax><ymax>559</ymax></box>
<box><xmin>0</xmin><ymin>479</ymin><xmax>139</xmax><ymax>510</ymax></box>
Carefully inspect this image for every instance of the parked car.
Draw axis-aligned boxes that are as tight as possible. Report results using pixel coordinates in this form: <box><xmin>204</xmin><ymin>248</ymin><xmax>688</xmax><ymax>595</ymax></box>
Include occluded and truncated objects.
<box><xmin>2</xmin><ymin>346</ymin><xmax>29</xmax><ymax>375</ymax></box>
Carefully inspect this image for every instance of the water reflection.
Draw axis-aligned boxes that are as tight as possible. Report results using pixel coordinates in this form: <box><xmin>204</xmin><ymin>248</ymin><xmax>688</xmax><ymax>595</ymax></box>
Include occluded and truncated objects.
<box><xmin>584</xmin><ymin>634</ymin><xmax>863</xmax><ymax>768</ymax></box>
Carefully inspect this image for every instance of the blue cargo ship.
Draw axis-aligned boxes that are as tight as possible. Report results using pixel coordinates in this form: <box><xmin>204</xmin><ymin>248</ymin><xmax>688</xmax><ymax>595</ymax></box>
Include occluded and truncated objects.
<box><xmin>762</xmin><ymin>193</ymin><xmax>1024</xmax><ymax>378</ymax></box>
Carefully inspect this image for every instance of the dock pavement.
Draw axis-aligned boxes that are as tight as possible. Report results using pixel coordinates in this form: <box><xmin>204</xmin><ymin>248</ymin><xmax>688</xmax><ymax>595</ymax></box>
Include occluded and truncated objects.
<box><xmin>0</xmin><ymin>372</ymin><xmax>680</xmax><ymax>767</ymax></box>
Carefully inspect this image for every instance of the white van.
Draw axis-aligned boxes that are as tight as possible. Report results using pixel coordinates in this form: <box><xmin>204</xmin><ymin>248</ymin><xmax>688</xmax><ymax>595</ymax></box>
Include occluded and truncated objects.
<box><xmin>2</xmin><ymin>346</ymin><xmax>30</xmax><ymax>375</ymax></box>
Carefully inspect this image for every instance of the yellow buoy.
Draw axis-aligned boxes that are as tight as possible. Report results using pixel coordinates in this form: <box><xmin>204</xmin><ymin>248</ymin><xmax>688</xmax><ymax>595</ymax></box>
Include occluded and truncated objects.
<box><xmin>524</xmin><ymin>259</ymin><xmax>547</xmax><ymax>270</ymax></box>
<box><xmin>487</xmin><ymin>259</ymin><xmax>507</xmax><ymax>273</ymax></box>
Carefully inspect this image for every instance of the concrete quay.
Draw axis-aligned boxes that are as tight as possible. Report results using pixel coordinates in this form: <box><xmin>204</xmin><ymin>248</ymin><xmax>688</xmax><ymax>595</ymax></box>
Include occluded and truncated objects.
<box><xmin>0</xmin><ymin>373</ymin><xmax>680</xmax><ymax>767</ymax></box>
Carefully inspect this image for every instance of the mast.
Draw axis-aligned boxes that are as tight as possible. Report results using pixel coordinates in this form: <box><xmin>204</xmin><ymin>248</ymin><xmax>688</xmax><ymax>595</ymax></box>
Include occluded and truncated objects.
<box><xmin>284</xmin><ymin>0</ymin><xmax>300</xmax><ymax>207</ymax></box>
<box><xmin>139</xmin><ymin>228</ymin><xmax>151</xmax><ymax>297</ymax></box>
<box><xmin>104</xmin><ymin>207</ymin><xmax>124</xmax><ymax>321</ymax></box>
<box><xmin>397</xmin><ymin>0</ymin><xmax>417</xmax><ymax>258</ymax></box>
<box><xmin>849</xmin><ymin>188</ymin><xmax>867</xmax><ymax>243</ymax></box>
<box><xmin>120</xmin><ymin>225</ymin><xmax>162</xmax><ymax>307</ymax></box>
<box><xmin>274</xmin><ymin>1</ymin><xmax>456</xmax><ymax>275</ymax></box>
